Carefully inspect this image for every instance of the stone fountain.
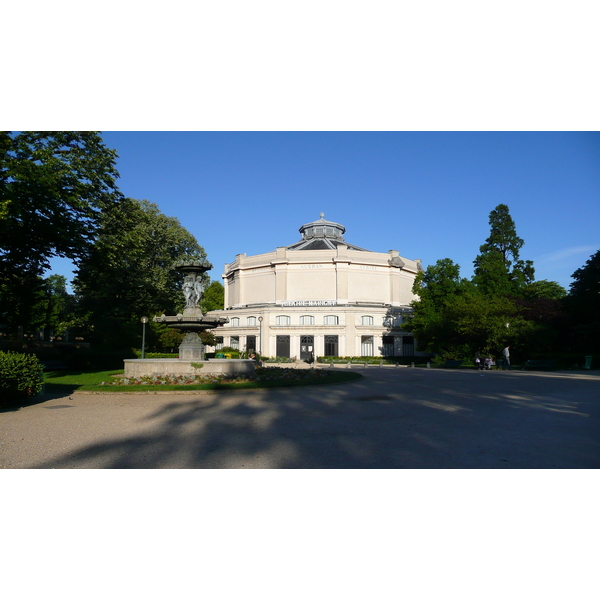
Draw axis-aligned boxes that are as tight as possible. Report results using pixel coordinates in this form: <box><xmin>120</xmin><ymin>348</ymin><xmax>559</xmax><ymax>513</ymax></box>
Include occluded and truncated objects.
<box><xmin>156</xmin><ymin>259</ymin><xmax>227</xmax><ymax>360</ymax></box>
<box><xmin>123</xmin><ymin>259</ymin><xmax>255</xmax><ymax>378</ymax></box>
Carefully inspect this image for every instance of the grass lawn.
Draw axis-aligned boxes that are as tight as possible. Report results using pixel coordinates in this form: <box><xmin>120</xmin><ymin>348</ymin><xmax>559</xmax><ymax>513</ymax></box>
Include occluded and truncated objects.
<box><xmin>43</xmin><ymin>368</ymin><xmax>363</xmax><ymax>393</ymax></box>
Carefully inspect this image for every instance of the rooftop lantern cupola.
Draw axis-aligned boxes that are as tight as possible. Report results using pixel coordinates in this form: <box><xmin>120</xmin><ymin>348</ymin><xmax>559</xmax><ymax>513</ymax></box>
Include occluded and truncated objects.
<box><xmin>300</xmin><ymin>213</ymin><xmax>346</xmax><ymax>241</ymax></box>
<box><xmin>286</xmin><ymin>213</ymin><xmax>368</xmax><ymax>251</ymax></box>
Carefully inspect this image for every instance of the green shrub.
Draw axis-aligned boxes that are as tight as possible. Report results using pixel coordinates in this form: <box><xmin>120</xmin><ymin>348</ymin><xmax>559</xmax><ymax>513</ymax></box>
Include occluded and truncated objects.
<box><xmin>0</xmin><ymin>351</ymin><xmax>44</xmax><ymax>405</ymax></box>
<box><xmin>317</xmin><ymin>356</ymin><xmax>431</xmax><ymax>365</ymax></box>
<box><xmin>132</xmin><ymin>350</ymin><xmax>178</xmax><ymax>359</ymax></box>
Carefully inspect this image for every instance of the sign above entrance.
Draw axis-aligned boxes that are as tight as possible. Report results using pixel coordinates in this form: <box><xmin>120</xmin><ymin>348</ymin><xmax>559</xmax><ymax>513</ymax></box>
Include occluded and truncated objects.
<box><xmin>277</xmin><ymin>300</ymin><xmax>338</xmax><ymax>307</ymax></box>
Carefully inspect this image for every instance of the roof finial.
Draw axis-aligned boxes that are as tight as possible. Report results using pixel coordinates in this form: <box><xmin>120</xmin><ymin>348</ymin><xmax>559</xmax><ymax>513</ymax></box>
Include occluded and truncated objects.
<box><xmin>320</xmin><ymin>212</ymin><xmax>325</xmax><ymax>220</ymax></box>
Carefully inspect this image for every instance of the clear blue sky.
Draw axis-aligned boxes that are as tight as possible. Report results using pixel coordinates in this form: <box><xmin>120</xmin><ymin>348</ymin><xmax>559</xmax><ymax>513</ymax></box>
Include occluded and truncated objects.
<box><xmin>50</xmin><ymin>131</ymin><xmax>599</xmax><ymax>293</ymax></box>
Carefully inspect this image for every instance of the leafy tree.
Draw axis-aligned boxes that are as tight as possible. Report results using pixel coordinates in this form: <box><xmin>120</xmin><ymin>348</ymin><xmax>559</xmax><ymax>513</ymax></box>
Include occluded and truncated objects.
<box><xmin>444</xmin><ymin>288</ymin><xmax>532</xmax><ymax>359</ymax></box>
<box><xmin>471</xmin><ymin>250</ymin><xmax>513</xmax><ymax>297</ymax></box>
<box><xmin>73</xmin><ymin>198</ymin><xmax>206</xmax><ymax>348</ymax></box>
<box><xmin>38</xmin><ymin>274</ymin><xmax>74</xmax><ymax>338</ymax></box>
<box><xmin>565</xmin><ymin>249</ymin><xmax>600</xmax><ymax>352</ymax></box>
<box><xmin>0</xmin><ymin>131</ymin><xmax>121</xmax><ymax>334</ymax></box>
<box><xmin>0</xmin><ymin>131</ymin><xmax>121</xmax><ymax>274</ymax></box>
<box><xmin>200</xmin><ymin>329</ymin><xmax>217</xmax><ymax>347</ymax></box>
<box><xmin>412</xmin><ymin>258</ymin><xmax>463</xmax><ymax>310</ymax></box>
<box><xmin>473</xmin><ymin>204</ymin><xmax>534</xmax><ymax>296</ymax></box>
<box><xmin>405</xmin><ymin>257</ymin><xmax>532</xmax><ymax>361</ymax></box>
<box><xmin>522</xmin><ymin>279</ymin><xmax>567</xmax><ymax>300</ymax></box>
<box><xmin>200</xmin><ymin>280</ymin><xmax>225</xmax><ymax>313</ymax></box>
<box><xmin>148</xmin><ymin>322</ymin><xmax>183</xmax><ymax>353</ymax></box>
<box><xmin>403</xmin><ymin>259</ymin><xmax>469</xmax><ymax>356</ymax></box>
<box><xmin>568</xmin><ymin>249</ymin><xmax>600</xmax><ymax>312</ymax></box>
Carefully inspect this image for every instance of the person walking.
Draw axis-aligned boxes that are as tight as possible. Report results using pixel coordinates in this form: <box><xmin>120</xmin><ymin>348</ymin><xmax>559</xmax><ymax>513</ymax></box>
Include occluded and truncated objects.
<box><xmin>502</xmin><ymin>346</ymin><xmax>511</xmax><ymax>370</ymax></box>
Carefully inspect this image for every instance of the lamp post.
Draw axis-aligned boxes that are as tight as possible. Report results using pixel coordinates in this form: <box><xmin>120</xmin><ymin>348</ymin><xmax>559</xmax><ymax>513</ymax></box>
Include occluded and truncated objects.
<box><xmin>140</xmin><ymin>316</ymin><xmax>149</xmax><ymax>359</ymax></box>
<box><xmin>258</xmin><ymin>316</ymin><xmax>263</xmax><ymax>357</ymax></box>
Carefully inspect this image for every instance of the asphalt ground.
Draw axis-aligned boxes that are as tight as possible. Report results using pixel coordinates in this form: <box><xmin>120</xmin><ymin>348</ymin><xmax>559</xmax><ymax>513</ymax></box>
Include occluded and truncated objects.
<box><xmin>1</xmin><ymin>366</ymin><xmax>599</xmax><ymax>468</ymax></box>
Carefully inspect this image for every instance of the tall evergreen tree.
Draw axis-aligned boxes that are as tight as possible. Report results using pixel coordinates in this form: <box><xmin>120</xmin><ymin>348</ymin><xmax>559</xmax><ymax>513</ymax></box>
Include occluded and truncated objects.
<box><xmin>473</xmin><ymin>204</ymin><xmax>534</xmax><ymax>296</ymax></box>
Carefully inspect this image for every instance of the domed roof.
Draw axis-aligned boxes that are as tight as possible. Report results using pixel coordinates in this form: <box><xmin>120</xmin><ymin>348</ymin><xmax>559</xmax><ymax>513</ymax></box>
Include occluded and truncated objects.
<box><xmin>286</xmin><ymin>213</ymin><xmax>369</xmax><ymax>251</ymax></box>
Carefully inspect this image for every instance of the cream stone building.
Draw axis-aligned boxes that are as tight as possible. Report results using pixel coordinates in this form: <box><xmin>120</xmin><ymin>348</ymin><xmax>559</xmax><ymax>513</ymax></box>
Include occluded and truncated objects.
<box><xmin>206</xmin><ymin>214</ymin><xmax>425</xmax><ymax>360</ymax></box>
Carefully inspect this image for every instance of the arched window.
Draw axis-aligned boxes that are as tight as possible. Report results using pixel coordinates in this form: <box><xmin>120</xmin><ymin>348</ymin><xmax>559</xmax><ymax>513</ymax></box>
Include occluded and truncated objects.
<box><xmin>276</xmin><ymin>315</ymin><xmax>291</xmax><ymax>326</ymax></box>
<box><xmin>323</xmin><ymin>315</ymin><xmax>339</xmax><ymax>325</ymax></box>
<box><xmin>383</xmin><ymin>315</ymin><xmax>403</xmax><ymax>327</ymax></box>
<box><xmin>247</xmin><ymin>316</ymin><xmax>257</xmax><ymax>326</ymax></box>
<box><xmin>361</xmin><ymin>315</ymin><xmax>374</xmax><ymax>326</ymax></box>
<box><xmin>230</xmin><ymin>317</ymin><xmax>240</xmax><ymax>327</ymax></box>
<box><xmin>300</xmin><ymin>315</ymin><xmax>315</xmax><ymax>325</ymax></box>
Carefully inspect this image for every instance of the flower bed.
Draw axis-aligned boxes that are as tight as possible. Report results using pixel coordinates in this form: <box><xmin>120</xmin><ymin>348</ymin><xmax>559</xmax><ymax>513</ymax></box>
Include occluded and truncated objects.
<box><xmin>101</xmin><ymin>366</ymin><xmax>333</xmax><ymax>387</ymax></box>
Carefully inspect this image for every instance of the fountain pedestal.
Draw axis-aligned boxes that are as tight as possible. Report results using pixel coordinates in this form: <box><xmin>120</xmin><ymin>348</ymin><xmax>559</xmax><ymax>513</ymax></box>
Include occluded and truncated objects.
<box><xmin>179</xmin><ymin>332</ymin><xmax>205</xmax><ymax>360</ymax></box>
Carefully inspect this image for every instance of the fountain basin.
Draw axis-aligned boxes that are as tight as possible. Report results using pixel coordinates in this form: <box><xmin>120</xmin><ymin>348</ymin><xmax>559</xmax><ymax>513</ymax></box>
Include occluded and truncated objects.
<box><xmin>123</xmin><ymin>358</ymin><xmax>255</xmax><ymax>378</ymax></box>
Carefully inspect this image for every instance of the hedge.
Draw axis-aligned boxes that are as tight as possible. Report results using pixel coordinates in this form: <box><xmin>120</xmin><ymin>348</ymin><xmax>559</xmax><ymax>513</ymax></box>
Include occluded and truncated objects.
<box><xmin>0</xmin><ymin>351</ymin><xmax>44</xmax><ymax>405</ymax></box>
<box><xmin>132</xmin><ymin>350</ymin><xmax>178</xmax><ymax>359</ymax></box>
<box><xmin>317</xmin><ymin>356</ymin><xmax>431</xmax><ymax>365</ymax></box>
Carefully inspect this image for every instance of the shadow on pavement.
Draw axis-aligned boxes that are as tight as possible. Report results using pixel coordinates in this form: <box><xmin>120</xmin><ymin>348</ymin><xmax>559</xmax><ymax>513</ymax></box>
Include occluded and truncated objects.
<box><xmin>27</xmin><ymin>368</ymin><xmax>600</xmax><ymax>469</ymax></box>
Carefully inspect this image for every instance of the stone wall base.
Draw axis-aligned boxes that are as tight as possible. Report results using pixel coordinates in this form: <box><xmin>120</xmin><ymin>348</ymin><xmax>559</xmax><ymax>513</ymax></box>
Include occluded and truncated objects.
<box><xmin>123</xmin><ymin>358</ymin><xmax>255</xmax><ymax>378</ymax></box>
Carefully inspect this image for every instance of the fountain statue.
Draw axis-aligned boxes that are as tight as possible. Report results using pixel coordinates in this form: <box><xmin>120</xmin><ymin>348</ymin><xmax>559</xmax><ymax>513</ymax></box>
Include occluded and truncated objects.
<box><xmin>154</xmin><ymin>259</ymin><xmax>228</xmax><ymax>360</ymax></box>
<box><xmin>123</xmin><ymin>259</ymin><xmax>254</xmax><ymax>379</ymax></box>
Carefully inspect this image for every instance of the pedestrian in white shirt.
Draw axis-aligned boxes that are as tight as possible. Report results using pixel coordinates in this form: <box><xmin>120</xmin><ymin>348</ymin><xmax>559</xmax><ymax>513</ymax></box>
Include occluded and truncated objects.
<box><xmin>502</xmin><ymin>346</ymin><xmax>510</xmax><ymax>370</ymax></box>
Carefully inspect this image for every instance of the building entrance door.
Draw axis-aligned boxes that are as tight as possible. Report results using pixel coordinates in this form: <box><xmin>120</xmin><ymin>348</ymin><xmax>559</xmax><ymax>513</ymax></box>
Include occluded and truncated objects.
<box><xmin>300</xmin><ymin>335</ymin><xmax>314</xmax><ymax>361</ymax></box>
<box><xmin>276</xmin><ymin>335</ymin><xmax>290</xmax><ymax>358</ymax></box>
<box><xmin>324</xmin><ymin>335</ymin><xmax>338</xmax><ymax>357</ymax></box>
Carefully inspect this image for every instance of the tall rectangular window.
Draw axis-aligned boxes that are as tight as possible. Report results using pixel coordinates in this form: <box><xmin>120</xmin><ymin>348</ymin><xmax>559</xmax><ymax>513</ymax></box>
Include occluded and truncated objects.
<box><xmin>246</xmin><ymin>335</ymin><xmax>256</xmax><ymax>352</ymax></box>
<box><xmin>361</xmin><ymin>335</ymin><xmax>374</xmax><ymax>357</ymax></box>
<box><xmin>402</xmin><ymin>336</ymin><xmax>415</xmax><ymax>357</ymax></box>
<box><xmin>230</xmin><ymin>336</ymin><xmax>239</xmax><ymax>350</ymax></box>
<box><xmin>324</xmin><ymin>335</ymin><xmax>338</xmax><ymax>357</ymax></box>
<box><xmin>382</xmin><ymin>335</ymin><xmax>394</xmax><ymax>357</ymax></box>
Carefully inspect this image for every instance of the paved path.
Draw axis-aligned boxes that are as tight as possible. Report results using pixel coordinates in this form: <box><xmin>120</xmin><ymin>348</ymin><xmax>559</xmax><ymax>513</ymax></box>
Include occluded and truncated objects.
<box><xmin>1</xmin><ymin>367</ymin><xmax>599</xmax><ymax>468</ymax></box>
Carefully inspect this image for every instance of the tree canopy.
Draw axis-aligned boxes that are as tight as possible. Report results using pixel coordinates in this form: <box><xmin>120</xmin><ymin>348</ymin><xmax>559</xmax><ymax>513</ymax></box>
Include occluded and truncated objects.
<box><xmin>201</xmin><ymin>281</ymin><xmax>225</xmax><ymax>314</ymax></box>
<box><xmin>405</xmin><ymin>204</ymin><xmax>570</xmax><ymax>362</ymax></box>
<box><xmin>404</xmin><ymin>259</ymin><xmax>530</xmax><ymax>359</ymax></box>
<box><xmin>73</xmin><ymin>198</ymin><xmax>207</xmax><ymax>348</ymax></box>
<box><xmin>0</xmin><ymin>131</ymin><xmax>122</xmax><ymax>334</ymax></box>
<box><xmin>0</xmin><ymin>131</ymin><xmax>121</xmax><ymax>276</ymax></box>
<box><xmin>565</xmin><ymin>249</ymin><xmax>600</xmax><ymax>352</ymax></box>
